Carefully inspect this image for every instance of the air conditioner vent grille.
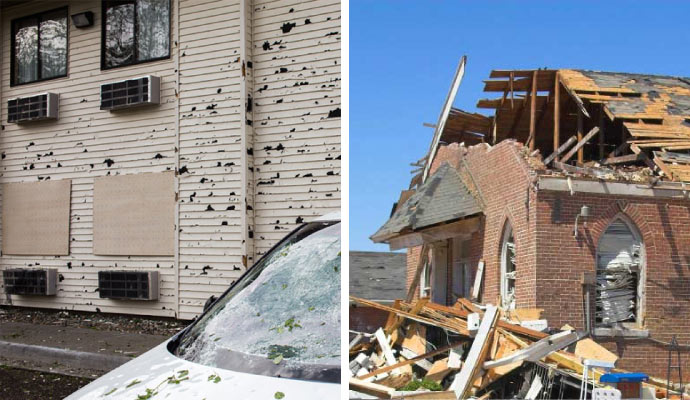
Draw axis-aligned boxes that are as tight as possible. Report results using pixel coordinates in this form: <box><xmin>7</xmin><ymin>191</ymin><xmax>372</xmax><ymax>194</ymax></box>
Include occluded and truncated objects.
<box><xmin>98</xmin><ymin>270</ymin><xmax>159</xmax><ymax>300</ymax></box>
<box><xmin>100</xmin><ymin>76</ymin><xmax>160</xmax><ymax>110</ymax></box>
<box><xmin>2</xmin><ymin>269</ymin><xmax>57</xmax><ymax>295</ymax></box>
<box><xmin>7</xmin><ymin>93</ymin><xmax>58</xmax><ymax>123</ymax></box>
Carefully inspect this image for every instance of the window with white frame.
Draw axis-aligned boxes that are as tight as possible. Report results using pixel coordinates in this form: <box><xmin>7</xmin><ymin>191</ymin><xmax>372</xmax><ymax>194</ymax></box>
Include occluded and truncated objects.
<box><xmin>500</xmin><ymin>222</ymin><xmax>516</xmax><ymax>310</ymax></box>
<box><xmin>11</xmin><ymin>7</ymin><xmax>67</xmax><ymax>85</ymax></box>
<box><xmin>595</xmin><ymin>218</ymin><xmax>644</xmax><ymax>328</ymax></box>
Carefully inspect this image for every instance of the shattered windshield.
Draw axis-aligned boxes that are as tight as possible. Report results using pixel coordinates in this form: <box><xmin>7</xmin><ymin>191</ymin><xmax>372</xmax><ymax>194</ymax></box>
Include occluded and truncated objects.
<box><xmin>175</xmin><ymin>221</ymin><xmax>340</xmax><ymax>382</ymax></box>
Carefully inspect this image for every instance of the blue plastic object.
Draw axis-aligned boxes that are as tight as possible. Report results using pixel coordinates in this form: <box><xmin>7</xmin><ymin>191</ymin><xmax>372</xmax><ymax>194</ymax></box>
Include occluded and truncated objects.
<box><xmin>599</xmin><ymin>373</ymin><xmax>649</xmax><ymax>383</ymax></box>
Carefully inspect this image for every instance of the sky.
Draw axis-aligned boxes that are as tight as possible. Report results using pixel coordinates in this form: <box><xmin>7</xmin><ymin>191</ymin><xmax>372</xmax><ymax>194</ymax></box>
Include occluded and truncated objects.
<box><xmin>349</xmin><ymin>1</ymin><xmax>690</xmax><ymax>252</ymax></box>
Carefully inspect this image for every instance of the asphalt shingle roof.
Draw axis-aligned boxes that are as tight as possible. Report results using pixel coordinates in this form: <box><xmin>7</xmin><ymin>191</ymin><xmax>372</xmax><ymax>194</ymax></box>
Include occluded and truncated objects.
<box><xmin>349</xmin><ymin>251</ymin><xmax>406</xmax><ymax>302</ymax></box>
<box><xmin>371</xmin><ymin>162</ymin><xmax>482</xmax><ymax>242</ymax></box>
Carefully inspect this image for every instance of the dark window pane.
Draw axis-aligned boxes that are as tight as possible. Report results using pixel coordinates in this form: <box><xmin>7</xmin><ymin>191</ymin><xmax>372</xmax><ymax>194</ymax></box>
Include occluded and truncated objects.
<box><xmin>105</xmin><ymin>3</ymin><xmax>135</xmax><ymax>68</ymax></box>
<box><xmin>39</xmin><ymin>10</ymin><xmax>67</xmax><ymax>79</ymax></box>
<box><xmin>14</xmin><ymin>17</ymin><xmax>38</xmax><ymax>84</ymax></box>
<box><xmin>137</xmin><ymin>0</ymin><xmax>169</xmax><ymax>61</ymax></box>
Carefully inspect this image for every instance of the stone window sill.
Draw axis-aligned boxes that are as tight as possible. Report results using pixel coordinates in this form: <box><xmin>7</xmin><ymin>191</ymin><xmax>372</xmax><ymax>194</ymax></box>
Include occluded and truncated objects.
<box><xmin>593</xmin><ymin>327</ymin><xmax>649</xmax><ymax>338</ymax></box>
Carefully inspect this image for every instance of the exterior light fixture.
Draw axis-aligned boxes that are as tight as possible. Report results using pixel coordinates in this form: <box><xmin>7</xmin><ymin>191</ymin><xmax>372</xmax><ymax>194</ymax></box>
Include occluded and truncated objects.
<box><xmin>574</xmin><ymin>205</ymin><xmax>591</xmax><ymax>238</ymax></box>
<box><xmin>71</xmin><ymin>12</ymin><xmax>94</xmax><ymax>28</ymax></box>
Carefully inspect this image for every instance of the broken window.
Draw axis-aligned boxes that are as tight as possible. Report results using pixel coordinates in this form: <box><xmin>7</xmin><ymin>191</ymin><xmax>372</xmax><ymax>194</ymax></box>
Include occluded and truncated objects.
<box><xmin>500</xmin><ymin>223</ymin><xmax>517</xmax><ymax>310</ymax></box>
<box><xmin>451</xmin><ymin>238</ymin><xmax>472</xmax><ymax>302</ymax></box>
<box><xmin>596</xmin><ymin>219</ymin><xmax>643</xmax><ymax>327</ymax></box>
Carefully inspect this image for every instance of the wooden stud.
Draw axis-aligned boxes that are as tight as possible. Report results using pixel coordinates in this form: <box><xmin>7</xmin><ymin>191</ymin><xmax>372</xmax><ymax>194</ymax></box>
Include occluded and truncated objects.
<box><xmin>553</xmin><ymin>71</ymin><xmax>560</xmax><ymax>154</ymax></box>
<box><xmin>543</xmin><ymin>135</ymin><xmax>577</xmax><ymax>166</ymax></box>
<box><xmin>406</xmin><ymin>244</ymin><xmax>429</xmax><ymax>302</ymax></box>
<box><xmin>528</xmin><ymin>70</ymin><xmax>538</xmax><ymax>150</ymax></box>
<box><xmin>577</xmin><ymin>109</ymin><xmax>584</xmax><ymax>163</ymax></box>
<box><xmin>599</xmin><ymin>104</ymin><xmax>606</xmax><ymax>159</ymax></box>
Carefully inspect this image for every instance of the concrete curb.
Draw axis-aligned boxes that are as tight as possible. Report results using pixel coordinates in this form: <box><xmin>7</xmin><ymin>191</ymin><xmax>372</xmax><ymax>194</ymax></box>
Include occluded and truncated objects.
<box><xmin>0</xmin><ymin>340</ymin><xmax>131</xmax><ymax>372</ymax></box>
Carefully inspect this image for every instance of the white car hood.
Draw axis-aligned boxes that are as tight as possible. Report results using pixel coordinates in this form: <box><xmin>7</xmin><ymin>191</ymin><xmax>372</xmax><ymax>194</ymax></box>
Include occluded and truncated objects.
<box><xmin>66</xmin><ymin>340</ymin><xmax>339</xmax><ymax>399</ymax></box>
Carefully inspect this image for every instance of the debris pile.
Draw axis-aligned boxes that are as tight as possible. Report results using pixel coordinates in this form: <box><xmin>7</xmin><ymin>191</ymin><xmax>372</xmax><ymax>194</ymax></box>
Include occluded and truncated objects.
<box><xmin>349</xmin><ymin>296</ymin><xmax>684</xmax><ymax>399</ymax></box>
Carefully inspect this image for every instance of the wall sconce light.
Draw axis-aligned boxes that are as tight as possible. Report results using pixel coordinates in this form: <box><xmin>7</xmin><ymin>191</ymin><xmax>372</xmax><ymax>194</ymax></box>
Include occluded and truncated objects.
<box><xmin>573</xmin><ymin>205</ymin><xmax>591</xmax><ymax>238</ymax></box>
<box><xmin>71</xmin><ymin>12</ymin><xmax>94</xmax><ymax>28</ymax></box>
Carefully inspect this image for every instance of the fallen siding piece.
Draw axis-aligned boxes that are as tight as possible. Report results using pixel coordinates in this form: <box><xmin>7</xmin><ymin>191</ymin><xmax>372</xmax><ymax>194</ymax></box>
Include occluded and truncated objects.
<box><xmin>392</xmin><ymin>390</ymin><xmax>456</xmax><ymax>399</ymax></box>
<box><xmin>350</xmin><ymin>377</ymin><xmax>394</xmax><ymax>398</ymax></box>
<box><xmin>470</xmin><ymin>260</ymin><xmax>484</xmax><ymax>301</ymax></box>
<box><xmin>449</xmin><ymin>305</ymin><xmax>499</xmax><ymax>399</ymax></box>
<box><xmin>375</xmin><ymin>328</ymin><xmax>398</xmax><ymax>367</ymax></box>
<box><xmin>525</xmin><ymin>376</ymin><xmax>544</xmax><ymax>400</ymax></box>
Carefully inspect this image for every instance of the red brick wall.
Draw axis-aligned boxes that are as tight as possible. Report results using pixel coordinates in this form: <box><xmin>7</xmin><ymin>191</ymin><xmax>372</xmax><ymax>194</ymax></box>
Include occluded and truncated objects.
<box><xmin>403</xmin><ymin>140</ymin><xmax>690</xmax><ymax>379</ymax></box>
<box><xmin>535</xmin><ymin>189</ymin><xmax>690</xmax><ymax>379</ymax></box>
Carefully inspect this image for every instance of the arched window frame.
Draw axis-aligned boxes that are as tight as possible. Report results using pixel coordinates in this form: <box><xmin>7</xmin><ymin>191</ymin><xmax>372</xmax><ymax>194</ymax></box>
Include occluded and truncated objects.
<box><xmin>595</xmin><ymin>215</ymin><xmax>646</xmax><ymax>329</ymax></box>
<box><xmin>499</xmin><ymin>221</ymin><xmax>516</xmax><ymax>310</ymax></box>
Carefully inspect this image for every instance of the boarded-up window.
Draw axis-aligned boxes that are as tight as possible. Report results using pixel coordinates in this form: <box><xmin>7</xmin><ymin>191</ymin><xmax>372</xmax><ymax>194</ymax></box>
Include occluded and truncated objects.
<box><xmin>2</xmin><ymin>180</ymin><xmax>71</xmax><ymax>255</ymax></box>
<box><xmin>93</xmin><ymin>172</ymin><xmax>174</xmax><ymax>256</ymax></box>
<box><xmin>596</xmin><ymin>219</ymin><xmax>642</xmax><ymax>327</ymax></box>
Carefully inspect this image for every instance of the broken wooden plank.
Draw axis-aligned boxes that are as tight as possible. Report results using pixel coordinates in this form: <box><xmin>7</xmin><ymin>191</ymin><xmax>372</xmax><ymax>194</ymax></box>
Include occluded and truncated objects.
<box><xmin>449</xmin><ymin>305</ymin><xmax>499</xmax><ymax>399</ymax></box>
<box><xmin>350</xmin><ymin>377</ymin><xmax>394</xmax><ymax>398</ymax></box>
<box><xmin>392</xmin><ymin>390</ymin><xmax>456</xmax><ymax>399</ymax></box>
<box><xmin>574</xmin><ymin>338</ymin><xmax>618</xmax><ymax>364</ymax></box>
<box><xmin>360</xmin><ymin>341</ymin><xmax>466</xmax><ymax>380</ymax></box>
<box><xmin>554</xmin><ymin>71</ymin><xmax>560</xmax><ymax>153</ymax></box>
<box><xmin>599</xmin><ymin>153</ymin><xmax>644</xmax><ymax>165</ymax></box>
<box><xmin>471</xmin><ymin>260</ymin><xmax>484</xmax><ymax>302</ymax></box>
<box><xmin>389</xmin><ymin>298</ymin><xmax>429</xmax><ymax>344</ymax></box>
<box><xmin>528</xmin><ymin>70</ymin><xmax>538</xmax><ymax>151</ymax></box>
<box><xmin>561</xmin><ymin>127</ymin><xmax>600</xmax><ymax>163</ymax></box>
<box><xmin>543</xmin><ymin>135</ymin><xmax>577</xmax><ymax>166</ymax></box>
<box><xmin>483</xmin><ymin>330</ymin><xmax>580</xmax><ymax>369</ymax></box>
<box><xmin>351</xmin><ymin>296</ymin><xmax>469</xmax><ymax>336</ymax></box>
<box><xmin>553</xmin><ymin>161</ymin><xmax>614</xmax><ymax>179</ymax></box>
<box><xmin>426</xmin><ymin>358</ymin><xmax>459</xmax><ymax>384</ymax></box>
<box><xmin>375</xmin><ymin>328</ymin><xmax>398</xmax><ymax>367</ymax></box>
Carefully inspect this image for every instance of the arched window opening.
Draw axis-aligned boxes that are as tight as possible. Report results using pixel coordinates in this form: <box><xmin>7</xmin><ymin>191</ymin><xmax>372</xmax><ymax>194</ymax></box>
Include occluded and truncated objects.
<box><xmin>500</xmin><ymin>222</ymin><xmax>516</xmax><ymax>310</ymax></box>
<box><xmin>596</xmin><ymin>218</ymin><xmax>644</xmax><ymax>327</ymax></box>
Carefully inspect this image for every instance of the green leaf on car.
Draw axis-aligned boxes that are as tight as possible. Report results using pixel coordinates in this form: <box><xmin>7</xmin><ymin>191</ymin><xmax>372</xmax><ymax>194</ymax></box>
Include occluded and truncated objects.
<box><xmin>275</xmin><ymin>392</ymin><xmax>285</xmax><ymax>399</ymax></box>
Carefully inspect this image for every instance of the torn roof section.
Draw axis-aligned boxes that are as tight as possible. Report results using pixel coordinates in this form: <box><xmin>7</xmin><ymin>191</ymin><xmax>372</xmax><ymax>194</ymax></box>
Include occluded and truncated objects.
<box><xmin>371</xmin><ymin>162</ymin><xmax>482</xmax><ymax>245</ymax></box>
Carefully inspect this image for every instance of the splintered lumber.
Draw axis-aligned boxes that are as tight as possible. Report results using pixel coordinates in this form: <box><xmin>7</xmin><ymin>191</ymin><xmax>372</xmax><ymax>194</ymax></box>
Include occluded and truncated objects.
<box><xmin>359</xmin><ymin>341</ymin><xmax>467</xmax><ymax>380</ymax></box>
<box><xmin>561</xmin><ymin>127</ymin><xmax>600</xmax><ymax>163</ymax></box>
<box><xmin>471</xmin><ymin>261</ymin><xmax>484</xmax><ymax>301</ymax></box>
<box><xmin>375</xmin><ymin>359</ymin><xmax>413</xmax><ymax>389</ymax></box>
<box><xmin>350</xmin><ymin>296</ymin><xmax>469</xmax><ymax>335</ymax></box>
<box><xmin>375</xmin><ymin>328</ymin><xmax>398</xmax><ymax>367</ymax></box>
<box><xmin>426</xmin><ymin>358</ymin><xmax>458</xmax><ymax>384</ymax></box>
<box><xmin>543</xmin><ymin>135</ymin><xmax>577</xmax><ymax>165</ymax></box>
<box><xmin>449</xmin><ymin>305</ymin><xmax>499</xmax><ymax>399</ymax></box>
<box><xmin>599</xmin><ymin>153</ymin><xmax>644</xmax><ymax>165</ymax></box>
<box><xmin>505</xmin><ymin>308</ymin><xmax>544</xmax><ymax>322</ymax></box>
<box><xmin>350</xmin><ymin>377</ymin><xmax>394</xmax><ymax>398</ymax></box>
<box><xmin>389</xmin><ymin>298</ymin><xmax>429</xmax><ymax>340</ymax></box>
<box><xmin>483</xmin><ymin>330</ymin><xmax>580</xmax><ymax>369</ymax></box>
<box><xmin>401</xmin><ymin>323</ymin><xmax>427</xmax><ymax>355</ymax></box>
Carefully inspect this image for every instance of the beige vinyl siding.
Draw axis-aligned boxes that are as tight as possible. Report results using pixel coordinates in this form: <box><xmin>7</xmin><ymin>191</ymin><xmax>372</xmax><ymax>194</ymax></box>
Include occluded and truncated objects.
<box><xmin>252</xmin><ymin>0</ymin><xmax>341</xmax><ymax>256</ymax></box>
<box><xmin>0</xmin><ymin>1</ymin><xmax>179</xmax><ymax>317</ymax></box>
<box><xmin>0</xmin><ymin>0</ymin><xmax>340</xmax><ymax>320</ymax></box>
<box><xmin>177</xmin><ymin>0</ymin><xmax>245</xmax><ymax>319</ymax></box>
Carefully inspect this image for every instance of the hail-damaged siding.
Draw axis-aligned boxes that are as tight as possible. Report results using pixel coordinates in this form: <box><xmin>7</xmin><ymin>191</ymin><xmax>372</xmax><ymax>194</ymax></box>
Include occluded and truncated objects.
<box><xmin>0</xmin><ymin>0</ymin><xmax>340</xmax><ymax>320</ymax></box>
<box><xmin>251</xmin><ymin>0</ymin><xmax>341</xmax><ymax>257</ymax></box>
<box><xmin>0</xmin><ymin>1</ymin><xmax>179</xmax><ymax>317</ymax></box>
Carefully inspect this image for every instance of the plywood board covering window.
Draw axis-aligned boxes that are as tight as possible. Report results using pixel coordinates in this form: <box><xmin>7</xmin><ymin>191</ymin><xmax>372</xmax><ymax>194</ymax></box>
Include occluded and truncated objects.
<box><xmin>93</xmin><ymin>171</ymin><xmax>174</xmax><ymax>256</ymax></box>
<box><xmin>2</xmin><ymin>179</ymin><xmax>71</xmax><ymax>255</ymax></box>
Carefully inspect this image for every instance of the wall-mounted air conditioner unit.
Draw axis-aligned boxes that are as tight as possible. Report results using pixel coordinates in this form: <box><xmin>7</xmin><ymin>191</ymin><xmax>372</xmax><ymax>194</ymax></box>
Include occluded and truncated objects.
<box><xmin>7</xmin><ymin>93</ymin><xmax>59</xmax><ymax>123</ymax></box>
<box><xmin>98</xmin><ymin>270</ymin><xmax>159</xmax><ymax>300</ymax></box>
<box><xmin>100</xmin><ymin>75</ymin><xmax>160</xmax><ymax>111</ymax></box>
<box><xmin>2</xmin><ymin>268</ymin><xmax>58</xmax><ymax>295</ymax></box>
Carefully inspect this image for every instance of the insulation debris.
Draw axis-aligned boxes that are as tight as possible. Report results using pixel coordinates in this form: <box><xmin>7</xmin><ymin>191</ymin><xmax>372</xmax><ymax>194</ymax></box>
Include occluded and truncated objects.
<box><xmin>349</xmin><ymin>296</ymin><xmax>683</xmax><ymax>399</ymax></box>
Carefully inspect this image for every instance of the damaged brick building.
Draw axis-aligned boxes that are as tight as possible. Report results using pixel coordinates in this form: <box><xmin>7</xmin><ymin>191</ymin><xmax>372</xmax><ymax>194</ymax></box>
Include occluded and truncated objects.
<box><xmin>0</xmin><ymin>0</ymin><xmax>340</xmax><ymax>319</ymax></box>
<box><xmin>372</xmin><ymin>58</ymin><xmax>690</xmax><ymax>379</ymax></box>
